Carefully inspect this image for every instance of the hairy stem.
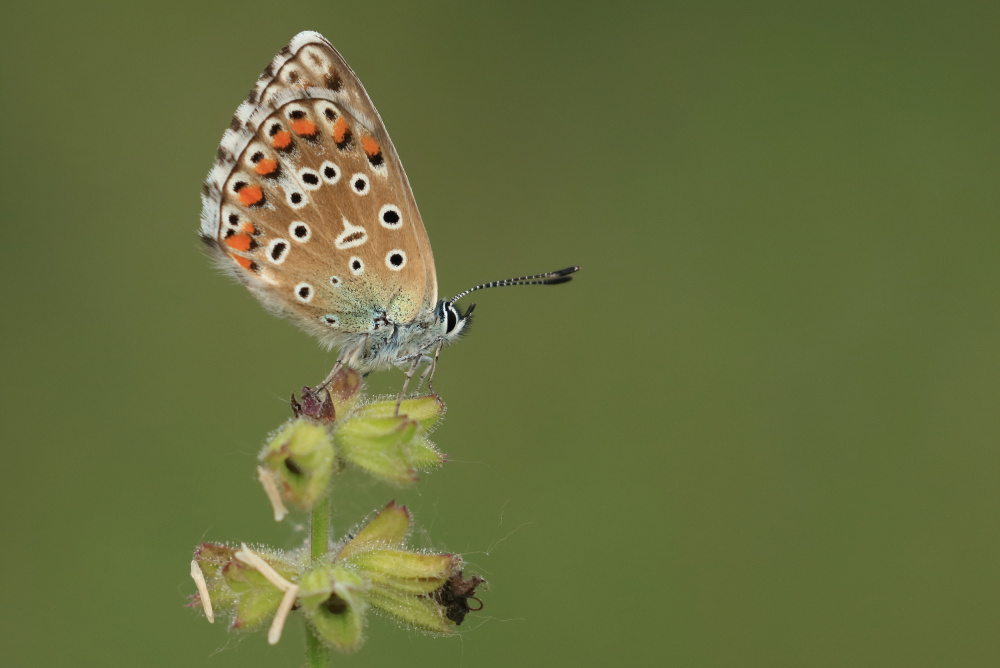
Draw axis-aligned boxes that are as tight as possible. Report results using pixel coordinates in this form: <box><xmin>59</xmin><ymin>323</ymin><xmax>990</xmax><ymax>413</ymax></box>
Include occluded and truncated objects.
<box><xmin>306</xmin><ymin>626</ymin><xmax>327</xmax><ymax>668</ymax></box>
<box><xmin>306</xmin><ymin>490</ymin><xmax>332</xmax><ymax>667</ymax></box>
<box><xmin>311</xmin><ymin>491</ymin><xmax>331</xmax><ymax>561</ymax></box>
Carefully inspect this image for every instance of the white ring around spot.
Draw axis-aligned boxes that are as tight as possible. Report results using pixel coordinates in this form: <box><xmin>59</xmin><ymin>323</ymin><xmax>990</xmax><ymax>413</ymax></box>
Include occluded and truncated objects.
<box><xmin>289</xmin><ymin>221</ymin><xmax>311</xmax><ymax>242</ymax></box>
<box><xmin>286</xmin><ymin>190</ymin><xmax>307</xmax><ymax>209</ymax></box>
<box><xmin>266</xmin><ymin>239</ymin><xmax>290</xmax><ymax>264</ymax></box>
<box><xmin>385</xmin><ymin>249</ymin><xmax>407</xmax><ymax>271</ymax></box>
<box><xmin>294</xmin><ymin>282</ymin><xmax>314</xmax><ymax>303</ymax></box>
<box><xmin>349</xmin><ymin>256</ymin><xmax>365</xmax><ymax>276</ymax></box>
<box><xmin>378</xmin><ymin>204</ymin><xmax>402</xmax><ymax>229</ymax></box>
<box><xmin>349</xmin><ymin>173</ymin><xmax>370</xmax><ymax>196</ymax></box>
<box><xmin>298</xmin><ymin>167</ymin><xmax>322</xmax><ymax>191</ymax></box>
<box><xmin>320</xmin><ymin>161</ymin><xmax>341</xmax><ymax>185</ymax></box>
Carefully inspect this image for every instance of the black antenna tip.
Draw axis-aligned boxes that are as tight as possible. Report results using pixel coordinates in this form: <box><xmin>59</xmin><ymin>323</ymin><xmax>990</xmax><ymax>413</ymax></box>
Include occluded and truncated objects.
<box><xmin>449</xmin><ymin>265</ymin><xmax>580</xmax><ymax>303</ymax></box>
<box><xmin>542</xmin><ymin>265</ymin><xmax>579</xmax><ymax>285</ymax></box>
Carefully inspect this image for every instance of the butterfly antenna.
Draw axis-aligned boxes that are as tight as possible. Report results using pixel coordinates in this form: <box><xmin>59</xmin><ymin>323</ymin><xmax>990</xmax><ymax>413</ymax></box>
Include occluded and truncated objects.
<box><xmin>449</xmin><ymin>266</ymin><xmax>580</xmax><ymax>305</ymax></box>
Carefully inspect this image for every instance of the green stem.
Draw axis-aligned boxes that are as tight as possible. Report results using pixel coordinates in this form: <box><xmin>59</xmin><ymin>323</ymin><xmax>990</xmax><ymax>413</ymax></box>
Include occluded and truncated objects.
<box><xmin>311</xmin><ymin>491</ymin><xmax>331</xmax><ymax>561</ymax></box>
<box><xmin>306</xmin><ymin>490</ymin><xmax>332</xmax><ymax>667</ymax></box>
<box><xmin>306</xmin><ymin>626</ymin><xmax>327</xmax><ymax>668</ymax></box>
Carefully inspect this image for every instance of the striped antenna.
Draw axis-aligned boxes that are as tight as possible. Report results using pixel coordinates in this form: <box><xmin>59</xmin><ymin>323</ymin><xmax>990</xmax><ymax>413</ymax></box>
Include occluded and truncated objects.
<box><xmin>449</xmin><ymin>266</ymin><xmax>580</xmax><ymax>305</ymax></box>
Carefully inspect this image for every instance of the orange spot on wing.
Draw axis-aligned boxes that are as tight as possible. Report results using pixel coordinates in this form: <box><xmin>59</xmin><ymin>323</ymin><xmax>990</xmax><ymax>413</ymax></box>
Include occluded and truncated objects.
<box><xmin>240</xmin><ymin>222</ymin><xmax>257</xmax><ymax>235</ymax></box>
<box><xmin>239</xmin><ymin>185</ymin><xmax>264</xmax><ymax>206</ymax></box>
<box><xmin>272</xmin><ymin>131</ymin><xmax>292</xmax><ymax>149</ymax></box>
<box><xmin>225</xmin><ymin>233</ymin><xmax>253</xmax><ymax>252</ymax></box>
<box><xmin>291</xmin><ymin>119</ymin><xmax>317</xmax><ymax>136</ymax></box>
<box><xmin>361</xmin><ymin>135</ymin><xmax>381</xmax><ymax>158</ymax></box>
<box><xmin>231</xmin><ymin>253</ymin><xmax>253</xmax><ymax>270</ymax></box>
<box><xmin>332</xmin><ymin>117</ymin><xmax>349</xmax><ymax>144</ymax></box>
<box><xmin>255</xmin><ymin>158</ymin><xmax>278</xmax><ymax>175</ymax></box>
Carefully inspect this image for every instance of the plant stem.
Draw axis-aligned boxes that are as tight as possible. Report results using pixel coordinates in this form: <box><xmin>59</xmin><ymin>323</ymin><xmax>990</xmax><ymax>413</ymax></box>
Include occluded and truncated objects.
<box><xmin>306</xmin><ymin>490</ymin><xmax>332</xmax><ymax>667</ymax></box>
<box><xmin>306</xmin><ymin>627</ymin><xmax>327</xmax><ymax>668</ymax></box>
<box><xmin>311</xmin><ymin>491</ymin><xmax>331</xmax><ymax>561</ymax></box>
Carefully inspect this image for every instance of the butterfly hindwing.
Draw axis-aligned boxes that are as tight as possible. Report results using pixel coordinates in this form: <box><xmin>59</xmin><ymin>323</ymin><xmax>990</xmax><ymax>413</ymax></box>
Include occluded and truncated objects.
<box><xmin>200</xmin><ymin>32</ymin><xmax>437</xmax><ymax>346</ymax></box>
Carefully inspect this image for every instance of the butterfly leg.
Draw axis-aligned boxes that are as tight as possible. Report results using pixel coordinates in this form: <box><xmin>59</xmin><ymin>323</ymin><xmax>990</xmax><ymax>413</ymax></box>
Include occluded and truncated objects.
<box><xmin>319</xmin><ymin>336</ymin><xmax>369</xmax><ymax>390</ymax></box>
<box><xmin>319</xmin><ymin>360</ymin><xmax>343</xmax><ymax>390</ymax></box>
<box><xmin>415</xmin><ymin>340</ymin><xmax>445</xmax><ymax>394</ymax></box>
<box><xmin>394</xmin><ymin>355</ymin><xmax>424</xmax><ymax>415</ymax></box>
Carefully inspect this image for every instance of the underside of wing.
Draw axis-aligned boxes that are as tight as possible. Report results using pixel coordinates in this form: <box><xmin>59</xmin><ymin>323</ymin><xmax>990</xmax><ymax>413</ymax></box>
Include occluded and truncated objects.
<box><xmin>199</xmin><ymin>32</ymin><xmax>439</xmax><ymax>347</ymax></box>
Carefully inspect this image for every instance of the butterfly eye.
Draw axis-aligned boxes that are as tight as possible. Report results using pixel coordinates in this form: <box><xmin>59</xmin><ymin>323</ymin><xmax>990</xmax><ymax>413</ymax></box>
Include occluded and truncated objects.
<box><xmin>294</xmin><ymin>282</ymin><xmax>314</xmax><ymax>303</ymax></box>
<box><xmin>350</xmin><ymin>173</ymin><xmax>370</xmax><ymax>196</ymax></box>
<box><xmin>379</xmin><ymin>204</ymin><xmax>402</xmax><ymax>229</ymax></box>
<box><xmin>445</xmin><ymin>305</ymin><xmax>459</xmax><ymax>334</ymax></box>
<box><xmin>289</xmin><ymin>222</ymin><xmax>311</xmax><ymax>242</ymax></box>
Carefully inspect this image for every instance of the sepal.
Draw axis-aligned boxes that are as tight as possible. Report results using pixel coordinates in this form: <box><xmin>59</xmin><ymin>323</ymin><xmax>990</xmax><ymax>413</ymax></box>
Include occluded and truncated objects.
<box><xmin>334</xmin><ymin>396</ymin><xmax>446</xmax><ymax>485</ymax></box>
<box><xmin>259</xmin><ymin>419</ymin><xmax>336</xmax><ymax>510</ymax></box>
<box><xmin>299</xmin><ymin>564</ymin><xmax>368</xmax><ymax>651</ymax></box>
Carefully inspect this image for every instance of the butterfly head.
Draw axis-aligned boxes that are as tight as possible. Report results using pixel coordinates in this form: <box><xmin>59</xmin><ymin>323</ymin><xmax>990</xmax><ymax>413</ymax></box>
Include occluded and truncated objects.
<box><xmin>437</xmin><ymin>300</ymin><xmax>476</xmax><ymax>343</ymax></box>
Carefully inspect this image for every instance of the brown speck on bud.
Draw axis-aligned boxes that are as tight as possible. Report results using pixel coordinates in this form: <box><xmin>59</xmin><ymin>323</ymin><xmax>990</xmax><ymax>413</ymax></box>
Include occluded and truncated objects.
<box><xmin>291</xmin><ymin>385</ymin><xmax>335</xmax><ymax>422</ymax></box>
<box><xmin>429</xmin><ymin>571</ymin><xmax>485</xmax><ymax>625</ymax></box>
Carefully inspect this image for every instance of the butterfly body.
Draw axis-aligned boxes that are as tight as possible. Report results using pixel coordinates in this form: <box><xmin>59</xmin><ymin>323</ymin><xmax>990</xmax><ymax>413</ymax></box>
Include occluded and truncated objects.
<box><xmin>200</xmin><ymin>32</ymin><xmax>574</xmax><ymax>379</ymax></box>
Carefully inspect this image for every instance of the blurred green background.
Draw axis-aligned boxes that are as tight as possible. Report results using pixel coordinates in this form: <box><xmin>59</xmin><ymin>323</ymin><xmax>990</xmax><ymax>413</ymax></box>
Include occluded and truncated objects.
<box><xmin>3</xmin><ymin>1</ymin><xmax>999</xmax><ymax>665</ymax></box>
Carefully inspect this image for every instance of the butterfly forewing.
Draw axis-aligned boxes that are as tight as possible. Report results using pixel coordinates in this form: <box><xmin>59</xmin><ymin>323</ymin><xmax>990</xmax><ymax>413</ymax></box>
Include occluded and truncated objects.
<box><xmin>200</xmin><ymin>32</ymin><xmax>437</xmax><ymax>346</ymax></box>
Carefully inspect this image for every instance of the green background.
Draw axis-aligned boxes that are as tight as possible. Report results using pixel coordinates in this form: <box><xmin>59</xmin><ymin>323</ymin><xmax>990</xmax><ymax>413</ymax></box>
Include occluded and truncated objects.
<box><xmin>3</xmin><ymin>1</ymin><xmax>999</xmax><ymax>665</ymax></box>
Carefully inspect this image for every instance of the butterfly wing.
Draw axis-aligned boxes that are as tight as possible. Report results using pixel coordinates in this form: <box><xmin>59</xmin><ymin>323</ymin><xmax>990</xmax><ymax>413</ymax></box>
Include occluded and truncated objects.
<box><xmin>200</xmin><ymin>32</ymin><xmax>438</xmax><ymax>349</ymax></box>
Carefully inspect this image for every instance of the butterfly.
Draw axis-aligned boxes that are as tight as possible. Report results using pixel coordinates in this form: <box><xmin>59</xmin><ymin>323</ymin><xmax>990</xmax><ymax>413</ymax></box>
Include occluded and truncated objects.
<box><xmin>199</xmin><ymin>31</ymin><xmax>577</xmax><ymax>393</ymax></box>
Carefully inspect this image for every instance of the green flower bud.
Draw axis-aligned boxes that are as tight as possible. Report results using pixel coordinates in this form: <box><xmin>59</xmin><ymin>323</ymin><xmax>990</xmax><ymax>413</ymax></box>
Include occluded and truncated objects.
<box><xmin>224</xmin><ymin>560</ymin><xmax>286</xmax><ymax>630</ymax></box>
<box><xmin>334</xmin><ymin>396</ymin><xmax>446</xmax><ymax>485</ymax></box>
<box><xmin>188</xmin><ymin>504</ymin><xmax>486</xmax><ymax>647</ymax></box>
<box><xmin>223</xmin><ymin>548</ymin><xmax>298</xmax><ymax>630</ymax></box>
<box><xmin>367</xmin><ymin>586</ymin><xmax>454</xmax><ymax>634</ymax></box>
<box><xmin>299</xmin><ymin>564</ymin><xmax>368</xmax><ymax>652</ymax></box>
<box><xmin>333</xmin><ymin>502</ymin><xmax>479</xmax><ymax>634</ymax></box>
<box><xmin>190</xmin><ymin>543</ymin><xmax>239</xmax><ymax>614</ymax></box>
<box><xmin>336</xmin><ymin>500</ymin><xmax>410</xmax><ymax>562</ymax></box>
<box><xmin>346</xmin><ymin>550</ymin><xmax>460</xmax><ymax>595</ymax></box>
<box><xmin>260</xmin><ymin>419</ymin><xmax>336</xmax><ymax>510</ymax></box>
<box><xmin>360</xmin><ymin>395</ymin><xmax>446</xmax><ymax>432</ymax></box>
<box><xmin>191</xmin><ymin>544</ymin><xmax>299</xmax><ymax>630</ymax></box>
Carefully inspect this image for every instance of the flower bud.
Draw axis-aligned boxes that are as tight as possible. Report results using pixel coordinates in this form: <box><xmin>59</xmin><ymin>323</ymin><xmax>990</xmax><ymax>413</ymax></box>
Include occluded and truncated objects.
<box><xmin>336</xmin><ymin>500</ymin><xmax>410</xmax><ymax>561</ymax></box>
<box><xmin>334</xmin><ymin>396</ymin><xmax>446</xmax><ymax>485</ymax></box>
<box><xmin>191</xmin><ymin>544</ymin><xmax>297</xmax><ymax>630</ymax></box>
<box><xmin>298</xmin><ymin>564</ymin><xmax>368</xmax><ymax>651</ymax></box>
<box><xmin>260</xmin><ymin>419</ymin><xmax>336</xmax><ymax>509</ymax></box>
<box><xmin>335</xmin><ymin>501</ymin><xmax>475</xmax><ymax>634</ymax></box>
